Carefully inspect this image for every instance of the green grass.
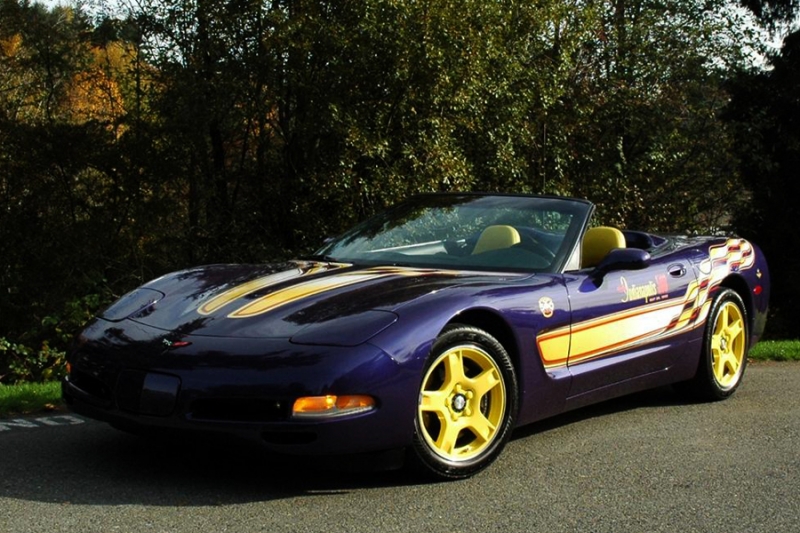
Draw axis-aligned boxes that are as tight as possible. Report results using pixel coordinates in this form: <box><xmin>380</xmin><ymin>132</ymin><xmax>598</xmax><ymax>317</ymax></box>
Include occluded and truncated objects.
<box><xmin>0</xmin><ymin>381</ymin><xmax>62</xmax><ymax>418</ymax></box>
<box><xmin>749</xmin><ymin>340</ymin><xmax>800</xmax><ymax>362</ymax></box>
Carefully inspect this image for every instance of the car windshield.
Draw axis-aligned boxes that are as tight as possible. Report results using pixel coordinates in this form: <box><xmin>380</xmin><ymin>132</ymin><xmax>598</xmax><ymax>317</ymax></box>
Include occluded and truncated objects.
<box><xmin>315</xmin><ymin>194</ymin><xmax>593</xmax><ymax>273</ymax></box>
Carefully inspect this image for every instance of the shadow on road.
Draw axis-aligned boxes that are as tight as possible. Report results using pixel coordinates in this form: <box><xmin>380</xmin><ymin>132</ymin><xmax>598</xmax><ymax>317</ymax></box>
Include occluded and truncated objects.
<box><xmin>0</xmin><ymin>384</ymin><xmax>687</xmax><ymax>506</ymax></box>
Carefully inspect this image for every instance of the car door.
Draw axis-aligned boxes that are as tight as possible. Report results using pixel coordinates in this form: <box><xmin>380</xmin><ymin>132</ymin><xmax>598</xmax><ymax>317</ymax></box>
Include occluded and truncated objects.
<box><xmin>560</xmin><ymin>253</ymin><xmax>696</xmax><ymax>398</ymax></box>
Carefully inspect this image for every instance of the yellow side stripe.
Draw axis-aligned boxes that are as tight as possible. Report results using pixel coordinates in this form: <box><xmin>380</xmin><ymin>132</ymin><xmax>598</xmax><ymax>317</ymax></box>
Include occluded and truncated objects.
<box><xmin>537</xmin><ymin>239</ymin><xmax>756</xmax><ymax>369</ymax></box>
<box><xmin>537</xmin><ymin>299</ymin><xmax>687</xmax><ymax>368</ymax></box>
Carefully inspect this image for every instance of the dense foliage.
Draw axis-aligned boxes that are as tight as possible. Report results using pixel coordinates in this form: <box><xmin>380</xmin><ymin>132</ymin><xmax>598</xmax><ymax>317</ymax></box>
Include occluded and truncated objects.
<box><xmin>728</xmin><ymin>31</ymin><xmax>800</xmax><ymax>338</ymax></box>
<box><xmin>0</xmin><ymin>0</ymin><xmax>796</xmax><ymax>382</ymax></box>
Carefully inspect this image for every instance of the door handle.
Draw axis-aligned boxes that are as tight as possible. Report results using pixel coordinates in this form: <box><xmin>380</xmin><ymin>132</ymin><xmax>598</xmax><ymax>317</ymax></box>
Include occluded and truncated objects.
<box><xmin>668</xmin><ymin>264</ymin><xmax>687</xmax><ymax>277</ymax></box>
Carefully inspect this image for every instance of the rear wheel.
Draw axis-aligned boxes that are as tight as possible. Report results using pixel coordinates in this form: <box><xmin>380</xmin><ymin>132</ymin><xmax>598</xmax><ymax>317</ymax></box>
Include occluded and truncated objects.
<box><xmin>680</xmin><ymin>289</ymin><xmax>748</xmax><ymax>401</ymax></box>
<box><xmin>412</xmin><ymin>325</ymin><xmax>518</xmax><ymax>479</ymax></box>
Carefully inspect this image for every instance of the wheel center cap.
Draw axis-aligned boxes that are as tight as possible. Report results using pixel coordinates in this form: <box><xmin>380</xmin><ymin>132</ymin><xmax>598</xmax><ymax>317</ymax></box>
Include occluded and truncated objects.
<box><xmin>720</xmin><ymin>337</ymin><xmax>728</xmax><ymax>352</ymax></box>
<box><xmin>452</xmin><ymin>394</ymin><xmax>467</xmax><ymax>413</ymax></box>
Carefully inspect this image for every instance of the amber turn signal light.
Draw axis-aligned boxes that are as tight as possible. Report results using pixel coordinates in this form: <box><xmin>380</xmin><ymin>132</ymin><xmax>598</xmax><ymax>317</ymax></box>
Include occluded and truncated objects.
<box><xmin>292</xmin><ymin>395</ymin><xmax>376</xmax><ymax>418</ymax></box>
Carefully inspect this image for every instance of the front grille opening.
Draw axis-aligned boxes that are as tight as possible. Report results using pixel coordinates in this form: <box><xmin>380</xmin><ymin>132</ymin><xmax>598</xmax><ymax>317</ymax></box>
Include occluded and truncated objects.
<box><xmin>189</xmin><ymin>398</ymin><xmax>290</xmax><ymax>423</ymax></box>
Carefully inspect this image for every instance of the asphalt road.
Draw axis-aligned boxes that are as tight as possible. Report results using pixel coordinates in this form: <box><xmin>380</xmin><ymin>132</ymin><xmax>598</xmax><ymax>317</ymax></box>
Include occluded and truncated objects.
<box><xmin>1</xmin><ymin>362</ymin><xmax>798</xmax><ymax>533</ymax></box>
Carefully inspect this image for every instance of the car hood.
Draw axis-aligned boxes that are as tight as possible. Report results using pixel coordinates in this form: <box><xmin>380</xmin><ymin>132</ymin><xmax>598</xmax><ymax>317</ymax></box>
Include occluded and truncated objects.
<box><xmin>101</xmin><ymin>261</ymin><xmax>523</xmax><ymax>345</ymax></box>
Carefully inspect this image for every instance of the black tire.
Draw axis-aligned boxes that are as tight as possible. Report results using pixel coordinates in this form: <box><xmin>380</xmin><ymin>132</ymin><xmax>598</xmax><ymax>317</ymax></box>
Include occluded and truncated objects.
<box><xmin>410</xmin><ymin>324</ymin><xmax>518</xmax><ymax>480</ymax></box>
<box><xmin>679</xmin><ymin>288</ymin><xmax>749</xmax><ymax>401</ymax></box>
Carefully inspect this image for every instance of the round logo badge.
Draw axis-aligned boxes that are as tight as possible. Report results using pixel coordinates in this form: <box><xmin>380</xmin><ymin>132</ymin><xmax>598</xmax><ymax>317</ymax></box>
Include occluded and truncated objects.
<box><xmin>539</xmin><ymin>297</ymin><xmax>555</xmax><ymax>318</ymax></box>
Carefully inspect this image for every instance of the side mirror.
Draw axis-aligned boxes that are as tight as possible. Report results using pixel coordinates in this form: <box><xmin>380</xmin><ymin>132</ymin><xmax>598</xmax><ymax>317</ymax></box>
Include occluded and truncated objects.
<box><xmin>591</xmin><ymin>248</ymin><xmax>651</xmax><ymax>281</ymax></box>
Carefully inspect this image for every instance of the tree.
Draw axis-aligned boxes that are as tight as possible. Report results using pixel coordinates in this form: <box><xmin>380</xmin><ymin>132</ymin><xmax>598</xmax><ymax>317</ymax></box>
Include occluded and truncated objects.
<box><xmin>728</xmin><ymin>31</ymin><xmax>800</xmax><ymax>337</ymax></box>
<box><xmin>544</xmin><ymin>0</ymin><xmax>758</xmax><ymax>231</ymax></box>
<box><xmin>0</xmin><ymin>1</ymin><xmax>146</xmax><ymax>381</ymax></box>
<box><xmin>0</xmin><ymin>0</ymin><xmax>785</xmax><ymax>381</ymax></box>
<box><xmin>726</xmin><ymin>0</ymin><xmax>799</xmax><ymax>337</ymax></box>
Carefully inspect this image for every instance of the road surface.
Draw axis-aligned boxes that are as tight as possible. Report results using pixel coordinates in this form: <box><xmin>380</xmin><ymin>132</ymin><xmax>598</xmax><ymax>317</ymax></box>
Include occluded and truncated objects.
<box><xmin>1</xmin><ymin>362</ymin><xmax>798</xmax><ymax>533</ymax></box>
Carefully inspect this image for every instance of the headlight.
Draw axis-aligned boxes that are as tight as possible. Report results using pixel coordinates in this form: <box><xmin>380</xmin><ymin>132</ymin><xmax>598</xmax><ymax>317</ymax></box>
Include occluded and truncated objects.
<box><xmin>100</xmin><ymin>288</ymin><xmax>165</xmax><ymax>322</ymax></box>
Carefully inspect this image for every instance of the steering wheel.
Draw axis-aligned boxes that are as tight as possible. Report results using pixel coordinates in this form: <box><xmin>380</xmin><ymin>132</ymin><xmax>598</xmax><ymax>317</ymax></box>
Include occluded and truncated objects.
<box><xmin>515</xmin><ymin>233</ymin><xmax>556</xmax><ymax>262</ymax></box>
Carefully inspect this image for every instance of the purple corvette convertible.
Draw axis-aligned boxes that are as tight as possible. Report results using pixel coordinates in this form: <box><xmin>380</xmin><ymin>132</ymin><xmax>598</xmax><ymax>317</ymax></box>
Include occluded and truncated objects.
<box><xmin>63</xmin><ymin>193</ymin><xmax>769</xmax><ymax>479</ymax></box>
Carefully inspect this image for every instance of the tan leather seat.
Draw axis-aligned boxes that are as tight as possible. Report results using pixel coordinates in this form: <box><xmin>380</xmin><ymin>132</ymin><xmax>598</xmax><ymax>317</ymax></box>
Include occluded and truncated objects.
<box><xmin>472</xmin><ymin>225</ymin><xmax>521</xmax><ymax>255</ymax></box>
<box><xmin>581</xmin><ymin>226</ymin><xmax>625</xmax><ymax>268</ymax></box>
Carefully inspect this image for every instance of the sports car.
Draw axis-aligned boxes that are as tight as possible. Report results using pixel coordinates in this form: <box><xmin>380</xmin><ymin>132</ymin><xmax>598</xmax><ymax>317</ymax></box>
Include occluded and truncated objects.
<box><xmin>63</xmin><ymin>193</ymin><xmax>770</xmax><ymax>479</ymax></box>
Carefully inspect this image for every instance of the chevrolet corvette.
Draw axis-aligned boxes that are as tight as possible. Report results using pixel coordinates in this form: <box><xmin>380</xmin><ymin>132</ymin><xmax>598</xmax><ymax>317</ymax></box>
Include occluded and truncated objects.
<box><xmin>63</xmin><ymin>193</ymin><xmax>770</xmax><ymax>479</ymax></box>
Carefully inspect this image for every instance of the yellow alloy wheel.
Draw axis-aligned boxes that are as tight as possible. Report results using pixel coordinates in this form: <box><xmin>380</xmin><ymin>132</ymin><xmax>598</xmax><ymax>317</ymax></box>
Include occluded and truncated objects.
<box><xmin>418</xmin><ymin>344</ymin><xmax>506</xmax><ymax>462</ymax></box>
<box><xmin>710</xmin><ymin>300</ymin><xmax>746</xmax><ymax>390</ymax></box>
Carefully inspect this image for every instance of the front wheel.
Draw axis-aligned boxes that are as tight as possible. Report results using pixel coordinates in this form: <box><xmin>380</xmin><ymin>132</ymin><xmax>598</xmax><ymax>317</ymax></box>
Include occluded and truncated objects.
<box><xmin>680</xmin><ymin>288</ymin><xmax>749</xmax><ymax>401</ymax></box>
<box><xmin>411</xmin><ymin>325</ymin><xmax>518</xmax><ymax>480</ymax></box>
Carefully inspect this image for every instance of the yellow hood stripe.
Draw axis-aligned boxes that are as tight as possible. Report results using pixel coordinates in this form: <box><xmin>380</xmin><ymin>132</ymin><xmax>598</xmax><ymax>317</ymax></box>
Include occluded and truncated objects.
<box><xmin>228</xmin><ymin>270</ymin><xmax>396</xmax><ymax>318</ymax></box>
<box><xmin>198</xmin><ymin>265</ymin><xmax>463</xmax><ymax>320</ymax></box>
<box><xmin>229</xmin><ymin>266</ymin><xmax>463</xmax><ymax>319</ymax></box>
<box><xmin>197</xmin><ymin>262</ymin><xmax>350</xmax><ymax>316</ymax></box>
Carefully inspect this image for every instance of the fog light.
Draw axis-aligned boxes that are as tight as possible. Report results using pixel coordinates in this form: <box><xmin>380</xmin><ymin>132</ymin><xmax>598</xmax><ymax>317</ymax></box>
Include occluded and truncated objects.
<box><xmin>292</xmin><ymin>395</ymin><xmax>376</xmax><ymax>418</ymax></box>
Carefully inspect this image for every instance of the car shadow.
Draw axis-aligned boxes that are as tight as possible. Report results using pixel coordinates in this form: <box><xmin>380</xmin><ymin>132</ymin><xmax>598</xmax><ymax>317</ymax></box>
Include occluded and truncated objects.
<box><xmin>1</xmin><ymin>384</ymin><xmax>691</xmax><ymax>506</ymax></box>
<box><xmin>0</xmin><ymin>417</ymin><xmax>429</xmax><ymax>507</ymax></box>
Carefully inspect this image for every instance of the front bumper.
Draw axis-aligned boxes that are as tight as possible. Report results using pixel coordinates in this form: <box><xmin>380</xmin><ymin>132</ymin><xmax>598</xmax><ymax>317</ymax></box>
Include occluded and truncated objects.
<box><xmin>63</xmin><ymin>318</ymin><xmax>420</xmax><ymax>455</ymax></box>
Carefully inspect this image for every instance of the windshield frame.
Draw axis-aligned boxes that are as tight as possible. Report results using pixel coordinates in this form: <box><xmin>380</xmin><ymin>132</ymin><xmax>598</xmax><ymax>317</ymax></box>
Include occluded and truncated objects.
<box><xmin>314</xmin><ymin>193</ymin><xmax>594</xmax><ymax>274</ymax></box>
